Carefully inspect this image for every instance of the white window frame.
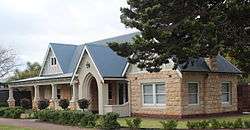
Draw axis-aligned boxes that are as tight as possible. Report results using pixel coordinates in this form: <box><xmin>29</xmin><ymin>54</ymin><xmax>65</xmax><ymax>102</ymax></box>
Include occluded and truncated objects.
<box><xmin>221</xmin><ymin>81</ymin><xmax>231</xmax><ymax>104</ymax></box>
<box><xmin>142</xmin><ymin>82</ymin><xmax>166</xmax><ymax>107</ymax></box>
<box><xmin>116</xmin><ymin>82</ymin><xmax>128</xmax><ymax>105</ymax></box>
<box><xmin>187</xmin><ymin>82</ymin><xmax>199</xmax><ymax>105</ymax></box>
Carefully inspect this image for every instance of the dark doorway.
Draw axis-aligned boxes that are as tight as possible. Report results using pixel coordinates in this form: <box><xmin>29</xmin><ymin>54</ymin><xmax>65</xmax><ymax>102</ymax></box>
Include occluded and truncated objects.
<box><xmin>90</xmin><ymin>77</ymin><xmax>98</xmax><ymax>113</ymax></box>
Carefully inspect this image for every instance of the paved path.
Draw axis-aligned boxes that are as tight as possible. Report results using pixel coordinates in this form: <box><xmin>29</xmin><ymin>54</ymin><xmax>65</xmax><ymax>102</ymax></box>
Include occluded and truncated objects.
<box><xmin>0</xmin><ymin>118</ymin><xmax>93</xmax><ymax>130</ymax></box>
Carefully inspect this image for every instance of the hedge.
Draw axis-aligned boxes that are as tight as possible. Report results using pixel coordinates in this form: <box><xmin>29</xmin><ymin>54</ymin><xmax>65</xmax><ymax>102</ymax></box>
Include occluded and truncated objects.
<box><xmin>0</xmin><ymin>107</ymin><xmax>25</xmax><ymax>119</ymax></box>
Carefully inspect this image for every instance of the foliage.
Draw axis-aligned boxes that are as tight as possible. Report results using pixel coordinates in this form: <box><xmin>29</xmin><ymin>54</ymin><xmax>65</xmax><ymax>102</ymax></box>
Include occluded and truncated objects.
<box><xmin>0</xmin><ymin>102</ymin><xmax>8</xmax><ymax>107</ymax></box>
<box><xmin>36</xmin><ymin>109</ymin><xmax>97</xmax><ymax>128</ymax></box>
<box><xmin>209</xmin><ymin>119</ymin><xmax>221</xmax><ymax>129</ymax></box>
<box><xmin>244</xmin><ymin>120</ymin><xmax>250</xmax><ymax>128</ymax></box>
<box><xmin>220</xmin><ymin>120</ymin><xmax>234</xmax><ymax>128</ymax></box>
<box><xmin>37</xmin><ymin>99</ymin><xmax>49</xmax><ymax>110</ymax></box>
<box><xmin>58</xmin><ymin>99</ymin><xmax>69</xmax><ymax>110</ymax></box>
<box><xmin>186</xmin><ymin>120</ymin><xmax>209</xmax><ymax>129</ymax></box>
<box><xmin>160</xmin><ymin>120</ymin><xmax>178</xmax><ymax>130</ymax></box>
<box><xmin>0</xmin><ymin>46</ymin><xmax>16</xmax><ymax>78</ymax></box>
<box><xmin>109</xmin><ymin>0</ymin><xmax>250</xmax><ymax>74</ymax></box>
<box><xmin>8</xmin><ymin>62</ymin><xmax>41</xmax><ymax>81</ymax></box>
<box><xmin>98</xmin><ymin>112</ymin><xmax>120</xmax><ymax>129</ymax></box>
<box><xmin>233</xmin><ymin>118</ymin><xmax>244</xmax><ymax>128</ymax></box>
<box><xmin>125</xmin><ymin>117</ymin><xmax>142</xmax><ymax>129</ymax></box>
<box><xmin>20</xmin><ymin>98</ymin><xmax>32</xmax><ymax>109</ymax></box>
<box><xmin>0</xmin><ymin>107</ymin><xmax>24</xmax><ymax>119</ymax></box>
<box><xmin>77</xmin><ymin>98</ymin><xmax>90</xmax><ymax>110</ymax></box>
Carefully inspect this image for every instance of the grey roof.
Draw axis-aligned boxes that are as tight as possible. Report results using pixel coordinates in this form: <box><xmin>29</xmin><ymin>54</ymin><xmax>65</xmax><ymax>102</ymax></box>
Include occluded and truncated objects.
<box><xmin>50</xmin><ymin>43</ymin><xmax>78</xmax><ymax>73</ymax></box>
<box><xmin>180</xmin><ymin>55</ymin><xmax>242</xmax><ymax>74</ymax></box>
<box><xmin>86</xmin><ymin>44</ymin><xmax>127</xmax><ymax>77</ymax></box>
<box><xmin>11</xmin><ymin>73</ymin><xmax>72</xmax><ymax>83</ymax></box>
<box><xmin>89</xmin><ymin>32</ymin><xmax>139</xmax><ymax>46</ymax></box>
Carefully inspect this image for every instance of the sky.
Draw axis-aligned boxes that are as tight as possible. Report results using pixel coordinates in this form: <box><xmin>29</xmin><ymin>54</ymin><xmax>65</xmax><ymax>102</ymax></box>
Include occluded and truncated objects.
<box><xmin>0</xmin><ymin>0</ymin><xmax>136</xmax><ymax>70</ymax></box>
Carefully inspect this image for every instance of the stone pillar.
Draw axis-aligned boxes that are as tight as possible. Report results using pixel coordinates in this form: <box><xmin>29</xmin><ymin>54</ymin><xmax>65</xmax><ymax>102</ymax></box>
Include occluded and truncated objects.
<box><xmin>49</xmin><ymin>84</ymin><xmax>58</xmax><ymax>109</ymax></box>
<box><xmin>98</xmin><ymin>82</ymin><xmax>108</xmax><ymax>115</ymax></box>
<box><xmin>69</xmin><ymin>83</ymin><xmax>79</xmax><ymax>110</ymax></box>
<box><xmin>7</xmin><ymin>87</ymin><xmax>15</xmax><ymax>107</ymax></box>
<box><xmin>32</xmin><ymin>85</ymin><xmax>40</xmax><ymax>109</ymax></box>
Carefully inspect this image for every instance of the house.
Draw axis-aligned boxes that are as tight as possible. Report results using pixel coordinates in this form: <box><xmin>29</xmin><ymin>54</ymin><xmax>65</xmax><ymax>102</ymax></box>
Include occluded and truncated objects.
<box><xmin>7</xmin><ymin>33</ymin><xmax>242</xmax><ymax>118</ymax></box>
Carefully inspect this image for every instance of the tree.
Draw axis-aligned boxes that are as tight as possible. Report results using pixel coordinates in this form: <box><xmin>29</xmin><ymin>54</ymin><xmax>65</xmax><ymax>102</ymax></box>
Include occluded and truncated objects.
<box><xmin>8</xmin><ymin>62</ymin><xmax>41</xmax><ymax>81</ymax></box>
<box><xmin>0</xmin><ymin>46</ymin><xmax>16</xmax><ymax>78</ymax></box>
<box><xmin>109</xmin><ymin>0</ymin><xmax>250</xmax><ymax>74</ymax></box>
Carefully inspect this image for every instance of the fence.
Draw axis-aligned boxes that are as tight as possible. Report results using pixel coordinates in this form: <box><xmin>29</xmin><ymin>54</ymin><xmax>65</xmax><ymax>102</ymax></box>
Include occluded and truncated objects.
<box><xmin>238</xmin><ymin>83</ymin><xmax>250</xmax><ymax>112</ymax></box>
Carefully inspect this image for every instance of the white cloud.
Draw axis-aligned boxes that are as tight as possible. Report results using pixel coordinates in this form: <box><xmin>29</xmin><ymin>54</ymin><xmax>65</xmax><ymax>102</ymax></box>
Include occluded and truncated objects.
<box><xmin>0</xmin><ymin>0</ymin><xmax>136</xmax><ymax>69</ymax></box>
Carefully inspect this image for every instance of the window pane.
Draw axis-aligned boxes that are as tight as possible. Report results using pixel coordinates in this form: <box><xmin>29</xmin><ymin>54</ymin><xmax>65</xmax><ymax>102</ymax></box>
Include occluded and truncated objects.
<box><xmin>222</xmin><ymin>83</ymin><xmax>229</xmax><ymax>92</ymax></box>
<box><xmin>156</xmin><ymin>84</ymin><xmax>165</xmax><ymax>93</ymax></box>
<box><xmin>156</xmin><ymin>94</ymin><xmax>165</xmax><ymax>104</ymax></box>
<box><xmin>144</xmin><ymin>95</ymin><xmax>153</xmax><ymax>104</ymax></box>
<box><xmin>188</xmin><ymin>83</ymin><xmax>198</xmax><ymax>93</ymax></box>
<box><xmin>143</xmin><ymin>84</ymin><xmax>153</xmax><ymax>94</ymax></box>
<box><xmin>221</xmin><ymin>93</ymin><xmax>229</xmax><ymax>102</ymax></box>
<box><xmin>189</xmin><ymin>94</ymin><xmax>198</xmax><ymax>104</ymax></box>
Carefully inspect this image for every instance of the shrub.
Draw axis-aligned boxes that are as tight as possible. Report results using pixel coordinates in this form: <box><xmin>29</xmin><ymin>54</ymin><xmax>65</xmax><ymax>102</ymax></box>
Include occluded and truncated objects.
<box><xmin>36</xmin><ymin>109</ymin><xmax>97</xmax><ymax>128</ymax></box>
<box><xmin>0</xmin><ymin>107</ymin><xmax>25</xmax><ymax>119</ymax></box>
<box><xmin>233</xmin><ymin>118</ymin><xmax>244</xmax><ymax>128</ymax></box>
<box><xmin>125</xmin><ymin>117</ymin><xmax>142</xmax><ymax>129</ymax></box>
<box><xmin>58</xmin><ymin>99</ymin><xmax>69</xmax><ymax>109</ymax></box>
<box><xmin>186</xmin><ymin>120</ymin><xmax>209</xmax><ymax>129</ymax></box>
<box><xmin>77</xmin><ymin>98</ymin><xmax>90</xmax><ymax>110</ymax></box>
<box><xmin>37</xmin><ymin>99</ymin><xmax>49</xmax><ymax>110</ymax></box>
<box><xmin>221</xmin><ymin>120</ymin><xmax>234</xmax><ymax>129</ymax></box>
<box><xmin>98</xmin><ymin>112</ymin><xmax>120</xmax><ymax>129</ymax></box>
<box><xmin>80</xmin><ymin>112</ymin><xmax>97</xmax><ymax>128</ymax></box>
<box><xmin>244</xmin><ymin>120</ymin><xmax>250</xmax><ymax>128</ymax></box>
<box><xmin>0</xmin><ymin>102</ymin><xmax>8</xmax><ymax>107</ymax></box>
<box><xmin>160</xmin><ymin>120</ymin><xmax>178</xmax><ymax>130</ymax></box>
<box><xmin>209</xmin><ymin>119</ymin><xmax>221</xmax><ymax>129</ymax></box>
<box><xmin>20</xmin><ymin>98</ymin><xmax>32</xmax><ymax>109</ymax></box>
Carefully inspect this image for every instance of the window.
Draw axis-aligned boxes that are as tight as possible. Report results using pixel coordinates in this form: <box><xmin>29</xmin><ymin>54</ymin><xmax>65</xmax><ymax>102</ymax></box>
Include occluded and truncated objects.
<box><xmin>221</xmin><ymin>82</ymin><xmax>231</xmax><ymax>103</ymax></box>
<box><xmin>51</xmin><ymin>57</ymin><xmax>56</xmax><ymax>65</ymax></box>
<box><xmin>57</xmin><ymin>89</ymin><xmax>61</xmax><ymax>99</ymax></box>
<box><xmin>118</xmin><ymin>82</ymin><xmax>128</xmax><ymax>105</ymax></box>
<box><xmin>142</xmin><ymin>83</ymin><xmax>166</xmax><ymax>106</ymax></box>
<box><xmin>108</xmin><ymin>84</ymin><xmax>112</xmax><ymax>100</ymax></box>
<box><xmin>188</xmin><ymin>82</ymin><xmax>199</xmax><ymax>105</ymax></box>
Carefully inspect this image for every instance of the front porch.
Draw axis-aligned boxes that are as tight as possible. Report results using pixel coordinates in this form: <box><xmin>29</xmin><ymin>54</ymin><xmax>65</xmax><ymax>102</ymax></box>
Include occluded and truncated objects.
<box><xmin>7</xmin><ymin>75</ymin><xmax>79</xmax><ymax>110</ymax></box>
<box><xmin>7</xmin><ymin>74</ymin><xmax>130</xmax><ymax>117</ymax></box>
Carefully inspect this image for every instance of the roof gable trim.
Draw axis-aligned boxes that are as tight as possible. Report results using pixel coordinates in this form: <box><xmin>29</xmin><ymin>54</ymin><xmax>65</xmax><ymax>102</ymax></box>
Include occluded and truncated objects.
<box><xmin>39</xmin><ymin>44</ymin><xmax>64</xmax><ymax>76</ymax></box>
<box><xmin>70</xmin><ymin>46</ymin><xmax>104</xmax><ymax>84</ymax></box>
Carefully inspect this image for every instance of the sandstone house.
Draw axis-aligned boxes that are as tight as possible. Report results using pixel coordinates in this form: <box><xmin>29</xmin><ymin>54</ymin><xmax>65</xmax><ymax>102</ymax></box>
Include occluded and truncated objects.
<box><xmin>8</xmin><ymin>33</ymin><xmax>242</xmax><ymax>118</ymax></box>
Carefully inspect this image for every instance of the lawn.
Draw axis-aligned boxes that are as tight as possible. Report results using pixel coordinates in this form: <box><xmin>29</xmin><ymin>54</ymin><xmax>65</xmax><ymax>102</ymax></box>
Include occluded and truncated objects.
<box><xmin>0</xmin><ymin>125</ymin><xmax>33</xmax><ymax>130</ymax></box>
<box><xmin>118</xmin><ymin>114</ymin><xmax>250</xmax><ymax>129</ymax></box>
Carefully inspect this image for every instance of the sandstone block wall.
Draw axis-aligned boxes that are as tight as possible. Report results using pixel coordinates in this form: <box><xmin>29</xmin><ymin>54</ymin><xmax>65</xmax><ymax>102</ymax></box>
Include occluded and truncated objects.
<box><xmin>128</xmin><ymin>70</ymin><xmax>239</xmax><ymax>117</ymax></box>
<box><xmin>127</xmin><ymin>70</ymin><xmax>182</xmax><ymax>116</ymax></box>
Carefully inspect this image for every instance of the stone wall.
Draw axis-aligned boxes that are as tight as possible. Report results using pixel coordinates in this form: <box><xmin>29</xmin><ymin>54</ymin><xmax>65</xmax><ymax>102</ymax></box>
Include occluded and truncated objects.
<box><xmin>181</xmin><ymin>72</ymin><xmax>238</xmax><ymax>116</ymax></box>
<box><xmin>128</xmin><ymin>70</ymin><xmax>239</xmax><ymax>118</ymax></box>
<box><xmin>127</xmin><ymin>70</ymin><xmax>182</xmax><ymax>117</ymax></box>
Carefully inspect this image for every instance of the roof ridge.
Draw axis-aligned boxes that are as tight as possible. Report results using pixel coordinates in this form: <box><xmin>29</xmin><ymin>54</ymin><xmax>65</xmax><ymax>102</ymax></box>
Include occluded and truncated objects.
<box><xmin>86</xmin><ymin>32</ymin><xmax>139</xmax><ymax>44</ymax></box>
<box><xmin>50</xmin><ymin>42</ymin><xmax>79</xmax><ymax>46</ymax></box>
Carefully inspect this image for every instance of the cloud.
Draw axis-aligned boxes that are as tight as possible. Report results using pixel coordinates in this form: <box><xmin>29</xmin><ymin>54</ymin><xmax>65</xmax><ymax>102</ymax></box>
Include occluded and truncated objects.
<box><xmin>0</xmin><ymin>0</ymin><xmax>135</xmax><ymax>68</ymax></box>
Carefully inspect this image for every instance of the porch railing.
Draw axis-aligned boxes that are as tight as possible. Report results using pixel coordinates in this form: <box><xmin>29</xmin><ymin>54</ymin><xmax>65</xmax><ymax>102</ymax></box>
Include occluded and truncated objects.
<box><xmin>104</xmin><ymin>102</ymin><xmax>129</xmax><ymax>117</ymax></box>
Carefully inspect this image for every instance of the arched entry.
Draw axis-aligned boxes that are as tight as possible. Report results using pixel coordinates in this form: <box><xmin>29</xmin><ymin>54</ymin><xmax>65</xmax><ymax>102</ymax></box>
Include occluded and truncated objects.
<box><xmin>83</xmin><ymin>73</ymin><xmax>99</xmax><ymax>113</ymax></box>
<box><xmin>89</xmin><ymin>77</ymin><xmax>98</xmax><ymax>113</ymax></box>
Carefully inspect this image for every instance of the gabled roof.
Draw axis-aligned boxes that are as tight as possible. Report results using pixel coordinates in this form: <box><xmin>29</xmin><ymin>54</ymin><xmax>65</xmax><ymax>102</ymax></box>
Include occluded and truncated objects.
<box><xmin>86</xmin><ymin>44</ymin><xmax>127</xmax><ymax>77</ymax></box>
<box><xmin>179</xmin><ymin>55</ymin><xmax>242</xmax><ymax>74</ymax></box>
<box><xmin>49</xmin><ymin>43</ymin><xmax>78</xmax><ymax>73</ymax></box>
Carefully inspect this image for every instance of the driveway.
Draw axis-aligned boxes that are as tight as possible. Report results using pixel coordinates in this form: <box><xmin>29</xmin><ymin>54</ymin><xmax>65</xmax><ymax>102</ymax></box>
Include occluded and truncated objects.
<box><xmin>0</xmin><ymin>118</ymin><xmax>93</xmax><ymax>130</ymax></box>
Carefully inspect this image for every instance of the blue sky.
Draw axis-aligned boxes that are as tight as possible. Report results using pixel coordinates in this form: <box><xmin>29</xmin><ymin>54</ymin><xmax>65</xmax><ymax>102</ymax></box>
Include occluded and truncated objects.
<box><xmin>0</xmin><ymin>0</ymin><xmax>135</xmax><ymax>69</ymax></box>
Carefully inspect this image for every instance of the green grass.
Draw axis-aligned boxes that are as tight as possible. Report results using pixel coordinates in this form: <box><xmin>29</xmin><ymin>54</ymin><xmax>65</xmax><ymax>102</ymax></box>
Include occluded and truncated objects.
<box><xmin>118</xmin><ymin>114</ymin><xmax>250</xmax><ymax>128</ymax></box>
<box><xmin>0</xmin><ymin>125</ymin><xmax>34</xmax><ymax>130</ymax></box>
